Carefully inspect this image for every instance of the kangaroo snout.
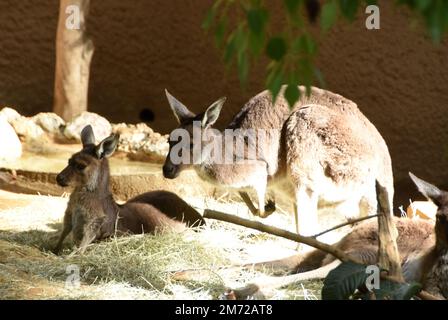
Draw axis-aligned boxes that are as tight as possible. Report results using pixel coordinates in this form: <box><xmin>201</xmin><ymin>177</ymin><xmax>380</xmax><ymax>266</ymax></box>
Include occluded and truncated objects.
<box><xmin>56</xmin><ymin>172</ymin><xmax>69</xmax><ymax>187</ymax></box>
<box><xmin>163</xmin><ymin>163</ymin><xmax>179</xmax><ymax>179</ymax></box>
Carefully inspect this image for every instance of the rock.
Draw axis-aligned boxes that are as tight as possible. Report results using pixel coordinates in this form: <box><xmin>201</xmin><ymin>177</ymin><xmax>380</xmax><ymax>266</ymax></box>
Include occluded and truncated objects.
<box><xmin>0</xmin><ymin>116</ymin><xmax>22</xmax><ymax>160</ymax></box>
<box><xmin>32</xmin><ymin>112</ymin><xmax>65</xmax><ymax>134</ymax></box>
<box><xmin>0</xmin><ymin>107</ymin><xmax>21</xmax><ymax>122</ymax></box>
<box><xmin>64</xmin><ymin>112</ymin><xmax>112</xmax><ymax>143</ymax></box>
<box><xmin>10</xmin><ymin>116</ymin><xmax>44</xmax><ymax>140</ymax></box>
<box><xmin>0</xmin><ymin>107</ymin><xmax>45</xmax><ymax>140</ymax></box>
<box><xmin>112</xmin><ymin>123</ymin><xmax>169</xmax><ymax>159</ymax></box>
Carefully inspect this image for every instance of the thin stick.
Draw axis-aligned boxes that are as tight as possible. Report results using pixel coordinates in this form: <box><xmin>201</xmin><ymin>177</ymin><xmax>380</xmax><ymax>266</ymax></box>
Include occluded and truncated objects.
<box><xmin>203</xmin><ymin>209</ymin><xmax>359</xmax><ymax>264</ymax></box>
<box><xmin>311</xmin><ymin>214</ymin><xmax>379</xmax><ymax>238</ymax></box>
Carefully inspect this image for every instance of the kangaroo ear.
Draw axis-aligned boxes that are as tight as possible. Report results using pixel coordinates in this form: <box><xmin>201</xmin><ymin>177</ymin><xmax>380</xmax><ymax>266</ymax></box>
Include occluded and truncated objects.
<box><xmin>165</xmin><ymin>89</ymin><xmax>195</xmax><ymax>123</ymax></box>
<box><xmin>95</xmin><ymin>134</ymin><xmax>119</xmax><ymax>159</ymax></box>
<box><xmin>409</xmin><ymin>172</ymin><xmax>446</xmax><ymax>207</ymax></box>
<box><xmin>202</xmin><ymin>97</ymin><xmax>226</xmax><ymax>128</ymax></box>
<box><xmin>81</xmin><ymin>125</ymin><xmax>96</xmax><ymax>146</ymax></box>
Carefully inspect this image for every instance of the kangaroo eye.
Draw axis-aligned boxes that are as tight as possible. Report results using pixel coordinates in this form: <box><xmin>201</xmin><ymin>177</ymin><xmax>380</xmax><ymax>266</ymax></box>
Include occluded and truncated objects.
<box><xmin>75</xmin><ymin>163</ymin><xmax>86</xmax><ymax>171</ymax></box>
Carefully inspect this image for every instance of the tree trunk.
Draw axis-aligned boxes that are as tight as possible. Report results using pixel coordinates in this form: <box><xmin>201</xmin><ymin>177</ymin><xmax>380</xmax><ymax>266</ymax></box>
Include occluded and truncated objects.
<box><xmin>53</xmin><ymin>0</ymin><xmax>94</xmax><ymax>121</ymax></box>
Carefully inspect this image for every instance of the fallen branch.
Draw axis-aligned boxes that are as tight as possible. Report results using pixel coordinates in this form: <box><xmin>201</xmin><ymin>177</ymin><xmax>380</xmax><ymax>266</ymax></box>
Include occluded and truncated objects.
<box><xmin>203</xmin><ymin>208</ymin><xmax>442</xmax><ymax>300</ymax></box>
<box><xmin>203</xmin><ymin>209</ymin><xmax>360</xmax><ymax>264</ymax></box>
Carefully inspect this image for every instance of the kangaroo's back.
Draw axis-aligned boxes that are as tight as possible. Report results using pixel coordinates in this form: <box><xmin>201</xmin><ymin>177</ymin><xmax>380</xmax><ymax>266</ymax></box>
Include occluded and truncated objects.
<box><xmin>118</xmin><ymin>202</ymin><xmax>187</xmax><ymax>234</ymax></box>
<box><xmin>227</xmin><ymin>86</ymin><xmax>357</xmax><ymax>130</ymax></box>
<box><xmin>227</xmin><ymin>86</ymin><xmax>392</xmax><ymax>185</ymax></box>
<box><xmin>227</xmin><ymin>89</ymin><xmax>291</xmax><ymax>131</ymax></box>
<box><xmin>296</xmin><ymin>217</ymin><xmax>435</xmax><ymax>282</ymax></box>
<box><xmin>337</xmin><ymin>218</ymin><xmax>434</xmax><ymax>264</ymax></box>
<box><xmin>284</xmin><ymin>87</ymin><xmax>393</xmax><ymax>189</ymax></box>
<box><xmin>128</xmin><ymin>190</ymin><xmax>206</xmax><ymax>227</ymax></box>
<box><xmin>285</xmin><ymin>103</ymin><xmax>393</xmax><ymax>191</ymax></box>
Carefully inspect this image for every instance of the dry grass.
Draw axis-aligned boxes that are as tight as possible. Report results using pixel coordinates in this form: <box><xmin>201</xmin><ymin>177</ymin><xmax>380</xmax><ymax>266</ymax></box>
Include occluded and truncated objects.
<box><xmin>0</xmin><ymin>191</ymin><xmax>327</xmax><ymax>300</ymax></box>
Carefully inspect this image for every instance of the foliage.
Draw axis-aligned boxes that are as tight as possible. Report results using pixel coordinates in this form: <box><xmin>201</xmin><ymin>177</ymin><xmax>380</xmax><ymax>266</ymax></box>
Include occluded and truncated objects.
<box><xmin>204</xmin><ymin>0</ymin><xmax>448</xmax><ymax>108</ymax></box>
<box><xmin>398</xmin><ymin>0</ymin><xmax>448</xmax><ymax>42</ymax></box>
<box><xmin>322</xmin><ymin>261</ymin><xmax>422</xmax><ymax>300</ymax></box>
<box><xmin>365</xmin><ymin>279</ymin><xmax>422</xmax><ymax>300</ymax></box>
<box><xmin>322</xmin><ymin>261</ymin><xmax>370</xmax><ymax>300</ymax></box>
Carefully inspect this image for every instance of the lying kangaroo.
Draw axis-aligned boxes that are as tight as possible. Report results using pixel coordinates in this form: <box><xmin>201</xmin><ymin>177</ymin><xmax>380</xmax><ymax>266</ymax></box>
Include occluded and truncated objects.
<box><xmin>53</xmin><ymin>125</ymin><xmax>205</xmax><ymax>254</ymax></box>
<box><xmin>228</xmin><ymin>173</ymin><xmax>448</xmax><ymax>299</ymax></box>
<box><xmin>163</xmin><ymin>86</ymin><xmax>393</xmax><ymax>235</ymax></box>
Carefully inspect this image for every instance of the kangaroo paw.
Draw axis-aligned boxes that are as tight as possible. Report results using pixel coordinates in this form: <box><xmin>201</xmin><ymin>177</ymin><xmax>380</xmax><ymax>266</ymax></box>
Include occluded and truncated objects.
<box><xmin>52</xmin><ymin>246</ymin><xmax>61</xmax><ymax>255</ymax></box>
<box><xmin>260</xmin><ymin>199</ymin><xmax>276</xmax><ymax>218</ymax></box>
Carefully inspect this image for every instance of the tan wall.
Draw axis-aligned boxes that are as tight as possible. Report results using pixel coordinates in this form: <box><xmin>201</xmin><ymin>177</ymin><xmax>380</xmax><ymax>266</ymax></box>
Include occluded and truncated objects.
<box><xmin>0</xmin><ymin>0</ymin><xmax>447</xmax><ymax>205</ymax></box>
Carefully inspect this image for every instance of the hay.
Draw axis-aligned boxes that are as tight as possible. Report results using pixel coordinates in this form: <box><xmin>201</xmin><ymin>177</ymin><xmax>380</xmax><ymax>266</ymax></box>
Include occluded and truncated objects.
<box><xmin>0</xmin><ymin>192</ymin><xmax>325</xmax><ymax>300</ymax></box>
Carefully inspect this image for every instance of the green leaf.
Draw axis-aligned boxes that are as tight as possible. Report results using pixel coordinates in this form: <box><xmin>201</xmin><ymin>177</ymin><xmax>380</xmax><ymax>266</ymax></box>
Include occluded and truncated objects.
<box><xmin>284</xmin><ymin>84</ymin><xmax>300</xmax><ymax>108</ymax></box>
<box><xmin>214</xmin><ymin>18</ymin><xmax>227</xmax><ymax>48</ymax></box>
<box><xmin>322</xmin><ymin>262</ymin><xmax>369</xmax><ymax>300</ymax></box>
<box><xmin>266</xmin><ymin>66</ymin><xmax>284</xmax><ymax>103</ymax></box>
<box><xmin>249</xmin><ymin>31</ymin><xmax>264</xmax><ymax>56</ymax></box>
<box><xmin>339</xmin><ymin>0</ymin><xmax>359</xmax><ymax>21</ymax></box>
<box><xmin>234</xmin><ymin>25</ymin><xmax>248</xmax><ymax>53</ymax></box>
<box><xmin>426</xmin><ymin>4</ymin><xmax>443</xmax><ymax>42</ymax></box>
<box><xmin>321</xmin><ymin>0</ymin><xmax>338</xmax><ymax>31</ymax></box>
<box><xmin>224</xmin><ymin>33</ymin><xmax>237</xmax><ymax>65</ymax></box>
<box><xmin>293</xmin><ymin>34</ymin><xmax>317</xmax><ymax>55</ymax></box>
<box><xmin>247</xmin><ymin>9</ymin><xmax>268</xmax><ymax>35</ymax></box>
<box><xmin>266</xmin><ymin>37</ymin><xmax>287</xmax><ymax>61</ymax></box>
<box><xmin>416</xmin><ymin>0</ymin><xmax>431</xmax><ymax>11</ymax></box>
<box><xmin>371</xmin><ymin>280</ymin><xmax>422</xmax><ymax>300</ymax></box>
<box><xmin>202</xmin><ymin>7</ymin><xmax>216</xmax><ymax>30</ymax></box>
<box><xmin>237</xmin><ymin>51</ymin><xmax>249</xmax><ymax>86</ymax></box>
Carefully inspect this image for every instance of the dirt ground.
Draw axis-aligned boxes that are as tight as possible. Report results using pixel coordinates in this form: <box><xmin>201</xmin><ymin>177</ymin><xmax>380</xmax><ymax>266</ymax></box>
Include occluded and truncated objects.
<box><xmin>0</xmin><ymin>188</ymin><xmax>353</xmax><ymax>300</ymax></box>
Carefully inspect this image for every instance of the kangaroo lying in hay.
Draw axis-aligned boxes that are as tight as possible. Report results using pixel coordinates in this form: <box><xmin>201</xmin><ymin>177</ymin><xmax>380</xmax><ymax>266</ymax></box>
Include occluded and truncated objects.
<box><xmin>224</xmin><ymin>173</ymin><xmax>448</xmax><ymax>299</ymax></box>
<box><xmin>53</xmin><ymin>125</ymin><xmax>205</xmax><ymax>255</ymax></box>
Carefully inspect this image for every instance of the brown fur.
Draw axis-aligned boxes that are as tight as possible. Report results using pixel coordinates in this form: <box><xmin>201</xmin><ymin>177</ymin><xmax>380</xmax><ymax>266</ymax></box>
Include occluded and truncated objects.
<box><xmin>164</xmin><ymin>86</ymin><xmax>393</xmax><ymax>236</ymax></box>
<box><xmin>53</xmin><ymin>126</ymin><xmax>205</xmax><ymax>255</ymax></box>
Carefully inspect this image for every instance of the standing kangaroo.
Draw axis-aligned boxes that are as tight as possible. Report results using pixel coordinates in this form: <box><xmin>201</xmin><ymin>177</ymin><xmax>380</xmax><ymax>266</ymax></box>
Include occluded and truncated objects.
<box><xmin>53</xmin><ymin>125</ymin><xmax>205</xmax><ymax>255</ymax></box>
<box><xmin>163</xmin><ymin>86</ymin><xmax>393</xmax><ymax>236</ymax></box>
<box><xmin>227</xmin><ymin>173</ymin><xmax>448</xmax><ymax>300</ymax></box>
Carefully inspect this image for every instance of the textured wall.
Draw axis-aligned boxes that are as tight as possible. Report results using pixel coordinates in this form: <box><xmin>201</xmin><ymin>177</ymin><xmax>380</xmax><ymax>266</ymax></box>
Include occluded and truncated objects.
<box><xmin>0</xmin><ymin>0</ymin><xmax>447</xmax><ymax>205</ymax></box>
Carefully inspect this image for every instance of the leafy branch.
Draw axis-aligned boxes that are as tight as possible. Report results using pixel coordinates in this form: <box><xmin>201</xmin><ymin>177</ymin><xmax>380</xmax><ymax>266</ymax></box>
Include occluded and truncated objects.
<box><xmin>204</xmin><ymin>0</ymin><xmax>448</xmax><ymax>108</ymax></box>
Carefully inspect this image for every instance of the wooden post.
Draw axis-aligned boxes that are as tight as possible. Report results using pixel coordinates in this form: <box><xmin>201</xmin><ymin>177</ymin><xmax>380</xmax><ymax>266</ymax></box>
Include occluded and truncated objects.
<box><xmin>376</xmin><ymin>181</ymin><xmax>404</xmax><ymax>281</ymax></box>
<box><xmin>53</xmin><ymin>0</ymin><xmax>94</xmax><ymax>121</ymax></box>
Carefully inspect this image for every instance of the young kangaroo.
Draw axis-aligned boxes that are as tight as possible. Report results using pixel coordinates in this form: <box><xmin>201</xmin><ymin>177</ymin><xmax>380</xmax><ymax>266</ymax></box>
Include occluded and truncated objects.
<box><xmin>228</xmin><ymin>172</ymin><xmax>448</xmax><ymax>300</ymax></box>
<box><xmin>53</xmin><ymin>125</ymin><xmax>205</xmax><ymax>255</ymax></box>
<box><xmin>163</xmin><ymin>86</ymin><xmax>393</xmax><ymax>236</ymax></box>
